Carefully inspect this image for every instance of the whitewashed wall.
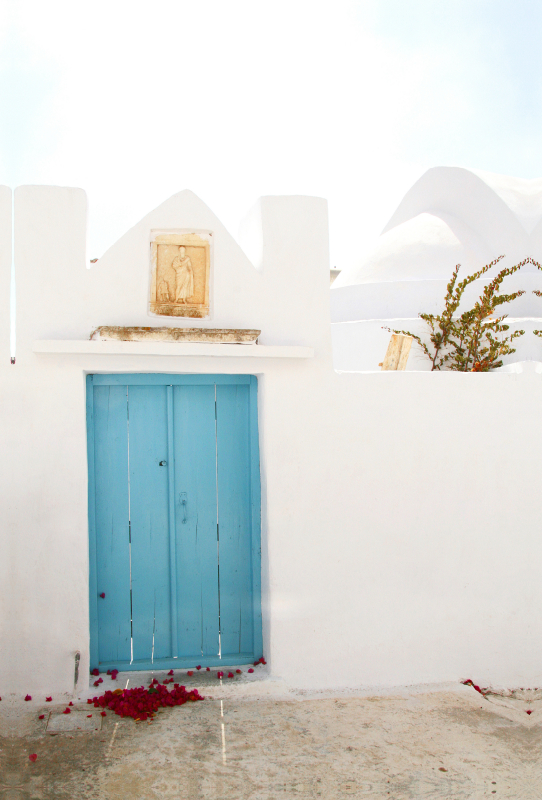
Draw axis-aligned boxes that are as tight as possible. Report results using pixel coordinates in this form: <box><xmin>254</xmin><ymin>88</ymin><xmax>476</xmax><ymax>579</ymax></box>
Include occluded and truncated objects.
<box><xmin>3</xmin><ymin>183</ymin><xmax>542</xmax><ymax>704</ymax></box>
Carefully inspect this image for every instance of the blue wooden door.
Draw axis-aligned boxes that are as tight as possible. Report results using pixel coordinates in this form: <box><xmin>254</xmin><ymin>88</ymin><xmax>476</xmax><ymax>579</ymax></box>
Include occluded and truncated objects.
<box><xmin>87</xmin><ymin>374</ymin><xmax>262</xmax><ymax>671</ymax></box>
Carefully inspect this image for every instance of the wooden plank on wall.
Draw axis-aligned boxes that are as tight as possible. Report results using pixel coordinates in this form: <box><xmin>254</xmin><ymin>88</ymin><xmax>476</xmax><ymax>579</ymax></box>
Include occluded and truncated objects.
<box><xmin>381</xmin><ymin>334</ymin><xmax>413</xmax><ymax>371</ymax></box>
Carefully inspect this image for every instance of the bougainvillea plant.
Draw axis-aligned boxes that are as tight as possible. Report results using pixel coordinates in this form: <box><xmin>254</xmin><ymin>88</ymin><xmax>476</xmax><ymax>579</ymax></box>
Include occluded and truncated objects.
<box><xmin>386</xmin><ymin>256</ymin><xmax>532</xmax><ymax>371</ymax></box>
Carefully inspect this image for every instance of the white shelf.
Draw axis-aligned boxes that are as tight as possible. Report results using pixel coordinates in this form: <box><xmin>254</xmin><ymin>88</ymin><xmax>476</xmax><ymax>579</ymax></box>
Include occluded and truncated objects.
<box><xmin>33</xmin><ymin>340</ymin><xmax>314</xmax><ymax>359</ymax></box>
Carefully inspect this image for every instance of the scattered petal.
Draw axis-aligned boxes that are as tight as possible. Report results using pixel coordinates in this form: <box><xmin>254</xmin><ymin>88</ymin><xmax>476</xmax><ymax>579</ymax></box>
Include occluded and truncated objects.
<box><xmin>206</xmin><ymin>667</ymin><xmax>210</xmax><ymax>671</ymax></box>
<box><xmin>24</xmin><ymin>695</ymin><xmax>32</xmax><ymax>701</ymax></box>
<box><xmin>168</xmin><ymin>670</ymin><xmax>174</xmax><ymax>676</ymax></box>
<box><xmin>187</xmin><ymin>671</ymin><xmax>193</xmax><ymax>676</ymax></box>
<box><xmin>236</xmin><ymin>669</ymin><xmax>242</xmax><ymax>674</ymax></box>
<box><xmin>527</xmin><ymin>710</ymin><xmax>533</xmax><ymax>715</ymax></box>
<box><xmin>217</xmin><ymin>671</ymin><xmax>224</xmax><ymax>679</ymax></box>
<box><xmin>227</xmin><ymin>672</ymin><xmax>234</xmax><ymax>678</ymax></box>
<box><xmin>100</xmin><ymin>711</ymin><xmax>107</xmax><ymax>717</ymax></box>
<box><xmin>248</xmin><ymin>668</ymin><xmax>254</xmax><ymax>673</ymax></box>
<box><xmin>91</xmin><ymin>669</ymin><xmax>100</xmax><ymax>677</ymax></box>
<box><xmin>68</xmin><ymin>702</ymin><xmax>73</xmax><ymax>706</ymax></box>
<box><xmin>99</xmin><ymin>593</ymin><xmax>105</xmax><ymax>599</ymax></box>
<box><xmin>29</xmin><ymin>754</ymin><xmax>37</xmax><ymax>762</ymax></box>
<box><xmin>258</xmin><ymin>657</ymin><xmax>267</xmax><ymax>665</ymax></box>
<box><xmin>62</xmin><ymin>708</ymin><xmax>71</xmax><ymax>714</ymax></box>
<box><xmin>87</xmin><ymin>714</ymin><xmax>92</xmax><ymax>718</ymax></box>
<box><xmin>196</xmin><ymin>665</ymin><xmax>201</xmax><ymax>670</ymax></box>
<box><xmin>38</xmin><ymin>714</ymin><xmax>45</xmax><ymax>720</ymax></box>
<box><xmin>46</xmin><ymin>697</ymin><xmax>52</xmax><ymax>702</ymax></box>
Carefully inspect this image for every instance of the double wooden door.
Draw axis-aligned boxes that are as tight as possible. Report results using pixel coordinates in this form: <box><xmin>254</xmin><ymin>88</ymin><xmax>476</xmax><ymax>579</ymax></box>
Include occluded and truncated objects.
<box><xmin>87</xmin><ymin>374</ymin><xmax>262</xmax><ymax>671</ymax></box>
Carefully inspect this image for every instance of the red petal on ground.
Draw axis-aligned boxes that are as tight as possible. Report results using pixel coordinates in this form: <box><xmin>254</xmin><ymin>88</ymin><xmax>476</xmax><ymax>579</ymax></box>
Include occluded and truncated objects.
<box><xmin>38</xmin><ymin>715</ymin><xmax>45</xmax><ymax>720</ymax></box>
<box><xmin>46</xmin><ymin>697</ymin><xmax>52</xmax><ymax>702</ymax></box>
<box><xmin>248</xmin><ymin>668</ymin><xmax>254</xmax><ymax>673</ymax></box>
<box><xmin>29</xmin><ymin>754</ymin><xmax>37</xmax><ymax>762</ymax></box>
<box><xmin>24</xmin><ymin>695</ymin><xmax>32</xmax><ymax>701</ymax></box>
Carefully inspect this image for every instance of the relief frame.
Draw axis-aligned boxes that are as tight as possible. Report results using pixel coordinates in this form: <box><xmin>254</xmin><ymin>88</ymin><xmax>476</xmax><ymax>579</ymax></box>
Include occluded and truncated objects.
<box><xmin>150</xmin><ymin>232</ymin><xmax>211</xmax><ymax>318</ymax></box>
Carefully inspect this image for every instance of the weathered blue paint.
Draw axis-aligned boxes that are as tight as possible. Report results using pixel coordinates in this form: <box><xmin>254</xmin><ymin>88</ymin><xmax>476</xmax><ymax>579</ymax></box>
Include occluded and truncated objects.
<box><xmin>87</xmin><ymin>374</ymin><xmax>261</xmax><ymax>671</ymax></box>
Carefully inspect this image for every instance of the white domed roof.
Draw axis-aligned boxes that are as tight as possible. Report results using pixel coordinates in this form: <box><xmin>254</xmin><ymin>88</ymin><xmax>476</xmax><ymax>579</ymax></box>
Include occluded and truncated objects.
<box><xmin>334</xmin><ymin>166</ymin><xmax>542</xmax><ymax>288</ymax></box>
<box><xmin>334</xmin><ymin>212</ymin><xmax>489</xmax><ymax>286</ymax></box>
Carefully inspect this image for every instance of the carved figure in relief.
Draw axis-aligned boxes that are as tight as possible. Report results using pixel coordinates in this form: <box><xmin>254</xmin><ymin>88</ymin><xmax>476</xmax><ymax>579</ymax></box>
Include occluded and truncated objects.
<box><xmin>171</xmin><ymin>246</ymin><xmax>194</xmax><ymax>303</ymax></box>
<box><xmin>158</xmin><ymin>278</ymin><xmax>170</xmax><ymax>302</ymax></box>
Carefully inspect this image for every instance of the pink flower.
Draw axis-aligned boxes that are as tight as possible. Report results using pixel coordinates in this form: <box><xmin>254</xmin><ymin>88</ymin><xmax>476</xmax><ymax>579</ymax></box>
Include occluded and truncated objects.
<box><xmin>29</xmin><ymin>754</ymin><xmax>37</xmax><ymax>762</ymax></box>
<box><xmin>24</xmin><ymin>695</ymin><xmax>32</xmax><ymax>701</ymax></box>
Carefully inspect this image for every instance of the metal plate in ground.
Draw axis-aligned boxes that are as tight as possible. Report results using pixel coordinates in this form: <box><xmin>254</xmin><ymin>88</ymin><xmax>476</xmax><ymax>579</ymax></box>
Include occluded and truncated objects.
<box><xmin>46</xmin><ymin>711</ymin><xmax>102</xmax><ymax>734</ymax></box>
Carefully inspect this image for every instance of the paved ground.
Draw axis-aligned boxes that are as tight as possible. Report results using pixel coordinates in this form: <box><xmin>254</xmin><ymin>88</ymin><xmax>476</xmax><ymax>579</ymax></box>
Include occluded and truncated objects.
<box><xmin>1</xmin><ymin>674</ymin><xmax>540</xmax><ymax>799</ymax></box>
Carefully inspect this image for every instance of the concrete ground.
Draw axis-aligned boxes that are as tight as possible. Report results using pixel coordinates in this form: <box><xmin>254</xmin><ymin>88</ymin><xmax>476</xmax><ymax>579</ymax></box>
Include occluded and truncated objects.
<box><xmin>1</xmin><ymin>672</ymin><xmax>540</xmax><ymax>799</ymax></box>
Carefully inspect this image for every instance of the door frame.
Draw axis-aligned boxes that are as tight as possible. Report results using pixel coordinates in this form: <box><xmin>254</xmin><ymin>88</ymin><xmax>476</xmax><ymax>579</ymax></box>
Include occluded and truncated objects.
<box><xmin>86</xmin><ymin>373</ymin><xmax>262</xmax><ymax>671</ymax></box>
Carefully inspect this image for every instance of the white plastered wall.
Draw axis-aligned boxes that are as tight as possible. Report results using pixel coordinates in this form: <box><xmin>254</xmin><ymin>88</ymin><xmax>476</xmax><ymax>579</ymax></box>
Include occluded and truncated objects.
<box><xmin>4</xmin><ymin>183</ymin><xmax>542</xmax><ymax>703</ymax></box>
<box><xmin>0</xmin><ymin>186</ymin><xmax>12</xmax><ymax>695</ymax></box>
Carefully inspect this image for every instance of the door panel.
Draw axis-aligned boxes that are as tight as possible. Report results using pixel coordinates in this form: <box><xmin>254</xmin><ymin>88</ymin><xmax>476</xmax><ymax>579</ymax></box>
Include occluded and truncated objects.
<box><xmin>173</xmin><ymin>384</ymin><xmax>220</xmax><ymax>657</ymax></box>
<box><xmin>128</xmin><ymin>386</ymin><xmax>171</xmax><ymax>661</ymax></box>
<box><xmin>93</xmin><ymin>385</ymin><xmax>131</xmax><ymax>664</ymax></box>
<box><xmin>216</xmin><ymin>384</ymin><xmax>253</xmax><ymax>657</ymax></box>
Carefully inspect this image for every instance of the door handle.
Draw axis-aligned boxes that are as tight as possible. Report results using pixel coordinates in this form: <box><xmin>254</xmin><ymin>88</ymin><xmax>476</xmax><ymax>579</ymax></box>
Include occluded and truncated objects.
<box><xmin>179</xmin><ymin>492</ymin><xmax>187</xmax><ymax>524</ymax></box>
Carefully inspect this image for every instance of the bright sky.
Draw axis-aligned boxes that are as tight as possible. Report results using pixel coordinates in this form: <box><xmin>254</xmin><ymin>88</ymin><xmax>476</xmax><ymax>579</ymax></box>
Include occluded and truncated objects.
<box><xmin>2</xmin><ymin>0</ymin><xmax>542</xmax><ymax>274</ymax></box>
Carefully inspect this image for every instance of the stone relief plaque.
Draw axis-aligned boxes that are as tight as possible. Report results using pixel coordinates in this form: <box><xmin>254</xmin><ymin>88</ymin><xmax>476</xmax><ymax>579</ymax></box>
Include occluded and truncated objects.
<box><xmin>150</xmin><ymin>233</ymin><xmax>210</xmax><ymax>318</ymax></box>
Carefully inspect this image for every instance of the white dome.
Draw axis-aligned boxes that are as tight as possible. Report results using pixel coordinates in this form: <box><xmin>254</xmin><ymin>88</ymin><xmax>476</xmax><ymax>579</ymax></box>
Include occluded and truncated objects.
<box><xmin>334</xmin><ymin>212</ymin><xmax>489</xmax><ymax>286</ymax></box>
